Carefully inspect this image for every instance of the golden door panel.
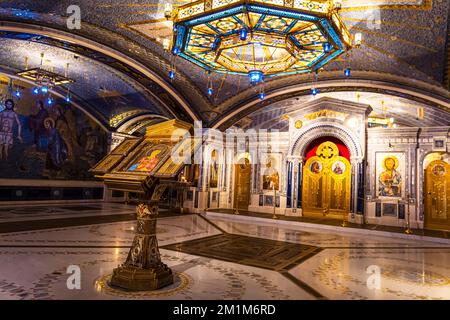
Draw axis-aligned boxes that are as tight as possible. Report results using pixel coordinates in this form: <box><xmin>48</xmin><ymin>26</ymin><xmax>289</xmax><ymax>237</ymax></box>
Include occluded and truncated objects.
<box><xmin>234</xmin><ymin>159</ymin><xmax>251</xmax><ymax>210</ymax></box>
<box><xmin>425</xmin><ymin>160</ymin><xmax>450</xmax><ymax>231</ymax></box>
<box><xmin>302</xmin><ymin>141</ymin><xmax>351</xmax><ymax>219</ymax></box>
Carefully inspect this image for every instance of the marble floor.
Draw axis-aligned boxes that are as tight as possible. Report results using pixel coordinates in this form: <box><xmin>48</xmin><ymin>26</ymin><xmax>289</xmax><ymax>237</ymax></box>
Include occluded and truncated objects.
<box><xmin>0</xmin><ymin>202</ymin><xmax>136</xmax><ymax>223</ymax></box>
<box><xmin>0</xmin><ymin>203</ymin><xmax>448</xmax><ymax>300</ymax></box>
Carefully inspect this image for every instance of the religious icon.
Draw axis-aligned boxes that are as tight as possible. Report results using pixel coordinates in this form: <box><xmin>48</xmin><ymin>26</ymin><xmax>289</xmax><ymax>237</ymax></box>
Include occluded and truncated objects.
<box><xmin>332</xmin><ymin>161</ymin><xmax>345</xmax><ymax>175</ymax></box>
<box><xmin>128</xmin><ymin>148</ymin><xmax>163</xmax><ymax>172</ymax></box>
<box><xmin>209</xmin><ymin>149</ymin><xmax>218</xmax><ymax>188</ymax></box>
<box><xmin>378</xmin><ymin>156</ymin><xmax>402</xmax><ymax>197</ymax></box>
<box><xmin>262</xmin><ymin>156</ymin><xmax>279</xmax><ymax>190</ymax></box>
<box><xmin>264</xmin><ymin>195</ymin><xmax>274</xmax><ymax>206</ymax></box>
<box><xmin>432</xmin><ymin>164</ymin><xmax>445</xmax><ymax>177</ymax></box>
<box><xmin>310</xmin><ymin>161</ymin><xmax>322</xmax><ymax>174</ymax></box>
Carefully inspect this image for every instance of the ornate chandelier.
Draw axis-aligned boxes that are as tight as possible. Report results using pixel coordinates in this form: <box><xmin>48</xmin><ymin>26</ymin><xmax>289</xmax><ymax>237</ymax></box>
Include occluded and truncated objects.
<box><xmin>16</xmin><ymin>53</ymin><xmax>74</xmax><ymax>89</ymax></box>
<box><xmin>16</xmin><ymin>67</ymin><xmax>74</xmax><ymax>87</ymax></box>
<box><xmin>169</xmin><ymin>0</ymin><xmax>352</xmax><ymax>82</ymax></box>
<box><xmin>15</xmin><ymin>53</ymin><xmax>75</xmax><ymax>103</ymax></box>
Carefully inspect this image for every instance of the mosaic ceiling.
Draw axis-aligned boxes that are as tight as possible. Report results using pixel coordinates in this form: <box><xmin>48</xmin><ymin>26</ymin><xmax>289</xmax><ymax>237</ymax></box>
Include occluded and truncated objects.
<box><xmin>0</xmin><ymin>37</ymin><xmax>174</xmax><ymax>128</ymax></box>
<box><xmin>0</xmin><ymin>0</ymin><xmax>448</xmax><ymax>128</ymax></box>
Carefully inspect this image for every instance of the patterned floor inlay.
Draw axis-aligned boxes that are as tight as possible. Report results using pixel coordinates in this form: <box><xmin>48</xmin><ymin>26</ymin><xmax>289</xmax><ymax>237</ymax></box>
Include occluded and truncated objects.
<box><xmin>94</xmin><ymin>272</ymin><xmax>192</xmax><ymax>299</ymax></box>
<box><xmin>163</xmin><ymin>234</ymin><xmax>322</xmax><ymax>271</ymax></box>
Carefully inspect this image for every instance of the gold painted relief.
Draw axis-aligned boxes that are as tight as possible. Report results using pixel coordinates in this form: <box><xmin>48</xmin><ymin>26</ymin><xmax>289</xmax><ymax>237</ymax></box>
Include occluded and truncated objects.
<box><xmin>339</xmin><ymin>0</ymin><xmax>432</xmax><ymax>11</ymax></box>
<box><xmin>304</xmin><ymin>109</ymin><xmax>348</xmax><ymax>121</ymax></box>
<box><xmin>425</xmin><ymin>160</ymin><xmax>450</xmax><ymax>231</ymax></box>
<box><xmin>91</xmin><ymin>138</ymin><xmax>143</xmax><ymax>174</ymax></box>
<box><xmin>302</xmin><ymin>141</ymin><xmax>351</xmax><ymax>219</ymax></box>
<box><xmin>92</xmin><ymin>154</ymin><xmax>123</xmax><ymax>173</ymax></box>
<box><xmin>234</xmin><ymin>157</ymin><xmax>251</xmax><ymax>211</ymax></box>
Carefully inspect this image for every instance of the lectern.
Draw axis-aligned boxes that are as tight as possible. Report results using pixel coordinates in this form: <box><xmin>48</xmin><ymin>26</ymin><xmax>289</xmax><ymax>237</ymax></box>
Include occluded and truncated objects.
<box><xmin>91</xmin><ymin>120</ymin><xmax>201</xmax><ymax>291</ymax></box>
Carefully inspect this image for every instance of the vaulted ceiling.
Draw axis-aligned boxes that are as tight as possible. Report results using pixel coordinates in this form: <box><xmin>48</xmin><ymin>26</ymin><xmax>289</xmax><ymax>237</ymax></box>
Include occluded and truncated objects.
<box><xmin>0</xmin><ymin>0</ymin><xmax>448</xmax><ymax>131</ymax></box>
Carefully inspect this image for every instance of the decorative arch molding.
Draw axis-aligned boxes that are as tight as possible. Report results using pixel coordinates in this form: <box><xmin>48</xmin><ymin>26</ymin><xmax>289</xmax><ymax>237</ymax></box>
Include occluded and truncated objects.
<box><xmin>290</xmin><ymin>122</ymin><xmax>363</xmax><ymax>161</ymax></box>
<box><xmin>213</xmin><ymin>77</ymin><xmax>450</xmax><ymax>130</ymax></box>
<box><xmin>0</xmin><ymin>21</ymin><xmax>200</xmax><ymax>122</ymax></box>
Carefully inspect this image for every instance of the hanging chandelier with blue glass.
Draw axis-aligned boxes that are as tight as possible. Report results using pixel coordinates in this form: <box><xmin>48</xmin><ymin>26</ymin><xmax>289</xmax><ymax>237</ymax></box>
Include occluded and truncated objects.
<box><xmin>170</xmin><ymin>0</ymin><xmax>352</xmax><ymax>83</ymax></box>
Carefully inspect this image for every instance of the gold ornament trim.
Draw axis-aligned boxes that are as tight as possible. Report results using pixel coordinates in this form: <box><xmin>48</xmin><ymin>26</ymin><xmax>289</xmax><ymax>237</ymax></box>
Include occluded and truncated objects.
<box><xmin>94</xmin><ymin>272</ymin><xmax>192</xmax><ymax>298</ymax></box>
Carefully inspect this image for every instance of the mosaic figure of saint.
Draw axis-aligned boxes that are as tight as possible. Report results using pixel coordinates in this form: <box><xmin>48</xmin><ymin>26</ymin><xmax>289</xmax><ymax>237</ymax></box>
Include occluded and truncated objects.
<box><xmin>0</xmin><ymin>99</ymin><xmax>22</xmax><ymax>161</ymax></box>
<box><xmin>29</xmin><ymin>100</ymin><xmax>49</xmax><ymax>151</ymax></box>
<box><xmin>379</xmin><ymin>156</ymin><xmax>402</xmax><ymax>197</ymax></box>
<box><xmin>53</xmin><ymin>105</ymin><xmax>77</xmax><ymax>162</ymax></box>
<box><xmin>43</xmin><ymin>117</ymin><xmax>68</xmax><ymax>174</ymax></box>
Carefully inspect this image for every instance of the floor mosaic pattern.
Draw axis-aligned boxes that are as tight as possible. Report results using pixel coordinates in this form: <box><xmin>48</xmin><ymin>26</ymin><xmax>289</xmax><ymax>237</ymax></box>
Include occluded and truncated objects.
<box><xmin>163</xmin><ymin>234</ymin><xmax>321</xmax><ymax>271</ymax></box>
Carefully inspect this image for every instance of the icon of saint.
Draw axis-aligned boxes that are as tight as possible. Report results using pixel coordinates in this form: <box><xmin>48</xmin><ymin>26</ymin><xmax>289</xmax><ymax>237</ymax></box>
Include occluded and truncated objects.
<box><xmin>263</xmin><ymin>157</ymin><xmax>279</xmax><ymax>190</ymax></box>
<box><xmin>310</xmin><ymin>161</ymin><xmax>322</xmax><ymax>174</ymax></box>
<box><xmin>432</xmin><ymin>165</ymin><xmax>445</xmax><ymax>177</ymax></box>
<box><xmin>333</xmin><ymin>162</ymin><xmax>344</xmax><ymax>175</ymax></box>
<box><xmin>128</xmin><ymin>149</ymin><xmax>162</xmax><ymax>172</ymax></box>
<box><xmin>379</xmin><ymin>156</ymin><xmax>402</xmax><ymax>197</ymax></box>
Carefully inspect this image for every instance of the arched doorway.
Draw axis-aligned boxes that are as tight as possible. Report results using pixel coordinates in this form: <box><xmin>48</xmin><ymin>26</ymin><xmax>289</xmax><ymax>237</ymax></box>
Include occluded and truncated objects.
<box><xmin>302</xmin><ymin>139</ymin><xmax>351</xmax><ymax>220</ymax></box>
<box><xmin>425</xmin><ymin>157</ymin><xmax>450</xmax><ymax>231</ymax></box>
<box><xmin>234</xmin><ymin>157</ymin><xmax>251</xmax><ymax>211</ymax></box>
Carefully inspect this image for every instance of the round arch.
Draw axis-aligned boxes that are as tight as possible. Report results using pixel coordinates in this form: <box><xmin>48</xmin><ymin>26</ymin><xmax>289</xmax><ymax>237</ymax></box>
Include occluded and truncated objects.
<box><xmin>290</xmin><ymin>123</ymin><xmax>363</xmax><ymax>161</ymax></box>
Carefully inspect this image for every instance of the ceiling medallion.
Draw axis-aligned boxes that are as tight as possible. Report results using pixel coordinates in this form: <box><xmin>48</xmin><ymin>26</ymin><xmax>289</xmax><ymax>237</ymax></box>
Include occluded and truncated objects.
<box><xmin>169</xmin><ymin>0</ymin><xmax>353</xmax><ymax>83</ymax></box>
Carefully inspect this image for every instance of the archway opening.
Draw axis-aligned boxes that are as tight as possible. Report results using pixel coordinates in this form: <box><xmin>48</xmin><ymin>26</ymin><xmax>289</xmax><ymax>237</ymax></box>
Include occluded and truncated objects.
<box><xmin>302</xmin><ymin>137</ymin><xmax>351</xmax><ymax>220</ymax></box>
<box><xmin>304</xmin><ymin>136</ymin><xmax>351</xmax><ymax>162</ymax></box>
<box><xmin>424</xmin><ymin>152</ymin><xmax>450</xmax><ymax>231</ymax></box>
<box><xmin>234</xmin><ymin>155</ymin><xmax>251</xmax><ymax>211</ymax></box>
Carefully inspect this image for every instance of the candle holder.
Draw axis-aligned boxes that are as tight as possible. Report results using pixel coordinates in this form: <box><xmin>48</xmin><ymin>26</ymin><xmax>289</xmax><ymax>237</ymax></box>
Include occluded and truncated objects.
<box><xmin>405</xmin><ymin>193</ymin><xmax>413</xmax><ymax>234</ymax></box>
